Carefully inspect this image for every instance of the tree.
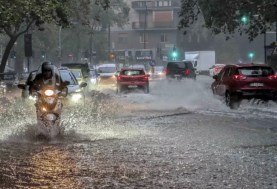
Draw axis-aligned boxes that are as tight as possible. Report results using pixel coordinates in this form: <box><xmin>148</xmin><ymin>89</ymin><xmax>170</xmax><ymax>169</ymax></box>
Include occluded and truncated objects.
<box><xmin>0</xmin><ymin>0</ymin><xmax>111</xmax><ymax>73</ymax></box>
<box><xmin>178</xmin><ymin>0</ymin><xmax>277</xmax><ymax>41</ymax></box>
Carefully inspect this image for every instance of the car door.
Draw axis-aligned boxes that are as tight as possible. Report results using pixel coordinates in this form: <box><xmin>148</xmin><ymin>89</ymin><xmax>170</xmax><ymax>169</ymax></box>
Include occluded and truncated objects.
<box><xmin>218</xmin><ymin>67</ymin><xmax>235</xmax><ymax>96</ymax></box>
<box><xmin>215</xmin><ymin>67</ymin><xmax>230</xmax><ymax>96</ymax></box>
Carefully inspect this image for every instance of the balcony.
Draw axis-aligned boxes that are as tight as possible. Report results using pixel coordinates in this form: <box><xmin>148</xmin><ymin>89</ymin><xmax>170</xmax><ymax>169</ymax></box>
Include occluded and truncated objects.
<box><xmin>132</xmin><ymin>21</ymin><xmax>177</xmax><ymax>30</ymax></box>
<box><xmin>132</xmin><ymin>1</ymin><xmax>180</xmax><ymax>11</ymax></box>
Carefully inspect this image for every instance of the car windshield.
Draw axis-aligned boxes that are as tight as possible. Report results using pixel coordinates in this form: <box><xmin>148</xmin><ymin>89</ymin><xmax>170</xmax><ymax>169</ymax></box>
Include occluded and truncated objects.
<box><xmin>238</xmin><ymin>67</ymin><xmax>274</xmax><ymax>77</ymax></box>
<box><xmin>71</xmin><ymin>70</ymin><xmax>82</xmax><ymax>79</ymax></box>
<box><xmin>60</xmin><ymin>70</ymin><xmax>78</xmax><ymax>85</ymax></box>
<box><xmin>98</xmin><ymin>67</ymin><xmax>116</xmax><ymax>73</ymax></box>
<box><xmin>154</xmin><ymin>67</ymin><xmax>164</xmax><ymax>72</ymax></box>
<box><xmin>89</xmin><ymin>70</ymin><xmax>97</xmax><ymax>76</ymax></box>
<box><xmin>121</xmin><ymin>70</ymin><xmax>145</xmax><ymax>75</ymax></box>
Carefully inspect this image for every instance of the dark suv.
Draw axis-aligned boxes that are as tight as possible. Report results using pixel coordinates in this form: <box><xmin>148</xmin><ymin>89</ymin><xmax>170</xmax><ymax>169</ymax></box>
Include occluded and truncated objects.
<box><xmin>166</xmin><ymin>61</ymin><xmax>196</xmax><ymax>80</ymax></box>
<box><xmin>212</xmin><ymin>64</ymin><xmax>277</xmax><ymax>109</ymax></box>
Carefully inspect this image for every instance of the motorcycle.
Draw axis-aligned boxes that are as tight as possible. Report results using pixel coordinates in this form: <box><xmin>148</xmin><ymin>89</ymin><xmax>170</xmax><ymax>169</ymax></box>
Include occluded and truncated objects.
<box><xmin>18</xmin><ymin>66</ymin><xmax>68</xmax><ymax>139</ymax></box>
<box><xmin>32</xmin><ymin>85</ymin><xmax>67</xmax><ymax>138</ymax></box>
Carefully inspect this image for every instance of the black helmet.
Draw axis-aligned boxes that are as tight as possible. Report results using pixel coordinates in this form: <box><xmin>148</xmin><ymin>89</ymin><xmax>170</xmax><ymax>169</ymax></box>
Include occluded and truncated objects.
<box><xmin>41</xmin><ymin>61</ymin><xmax>53</xmax><ymax>80</ymax></box>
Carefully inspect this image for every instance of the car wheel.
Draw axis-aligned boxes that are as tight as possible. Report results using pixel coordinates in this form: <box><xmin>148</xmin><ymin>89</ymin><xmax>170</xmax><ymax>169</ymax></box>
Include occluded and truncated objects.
<box><xmin>225</xmin><ymin>92</ymin><xmax>240</xmax><ymax>109</ymax></box>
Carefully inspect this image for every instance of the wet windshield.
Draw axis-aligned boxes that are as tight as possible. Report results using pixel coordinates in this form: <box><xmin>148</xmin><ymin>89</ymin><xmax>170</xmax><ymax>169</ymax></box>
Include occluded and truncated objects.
<box><xmin>60</xmin><ymin>70</ymin><xmax>78</xmax><ymax>85</ymax></box>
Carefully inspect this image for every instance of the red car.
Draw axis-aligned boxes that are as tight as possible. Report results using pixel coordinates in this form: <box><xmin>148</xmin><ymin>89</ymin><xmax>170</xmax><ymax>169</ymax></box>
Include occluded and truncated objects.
<box><xmin>116</xmin><ymin>68</ymin><xmax>150</xmax><ymax>93</ymax></box>
<box><xmin>211</xmin><ymin>64</ymin><xmax>277</xmax><ymax>109</ymax></box>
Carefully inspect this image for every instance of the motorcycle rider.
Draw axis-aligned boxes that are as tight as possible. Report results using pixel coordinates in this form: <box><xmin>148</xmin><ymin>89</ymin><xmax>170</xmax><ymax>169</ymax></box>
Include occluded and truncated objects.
<box><xmin>29</xmin><ymin>61</ymin><xmax>65</xmax><ymax>93</ymax></box>
<box><xmin>29</xmin><ymin>61</ymin><xmax>67</xmax><ymax>130</ymax></box>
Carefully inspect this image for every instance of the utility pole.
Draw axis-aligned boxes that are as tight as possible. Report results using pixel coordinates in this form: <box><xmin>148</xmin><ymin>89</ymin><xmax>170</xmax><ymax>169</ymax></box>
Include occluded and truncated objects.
<box><xmin>144</xmin><ymin>4</ymin><xmax>148</xmax><ymax>49</ymax></box>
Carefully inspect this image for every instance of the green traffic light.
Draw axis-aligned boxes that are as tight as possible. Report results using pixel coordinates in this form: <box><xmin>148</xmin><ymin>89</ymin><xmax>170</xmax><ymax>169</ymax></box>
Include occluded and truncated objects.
<box><xmin>248</xmin><ymin>52</ymin><xmax>254</xmax><ymax>59</ymax></box>
<box><xmin>241</xmin><ymin>15</ymin><xmax>248</xmax><ymax>24</ymax></box>
<box><xmin>172</xmin><ymin>51</ymin><xmax>177</xmax><ymax>58</ymax></box>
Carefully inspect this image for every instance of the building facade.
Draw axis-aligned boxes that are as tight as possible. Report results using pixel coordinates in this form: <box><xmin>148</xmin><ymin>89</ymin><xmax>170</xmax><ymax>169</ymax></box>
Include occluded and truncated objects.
<box><xmin>110</xmin><ymin>0</ymin><xmax>181</xmax><ymax>66</ymax></box>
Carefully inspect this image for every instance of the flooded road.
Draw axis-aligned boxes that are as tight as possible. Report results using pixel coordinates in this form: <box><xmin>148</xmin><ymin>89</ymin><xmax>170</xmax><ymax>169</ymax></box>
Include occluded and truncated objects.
<box><xmin>0</xmin><ymin>76</ymin><xmax>277</xmax><ymax>188</ymax></box>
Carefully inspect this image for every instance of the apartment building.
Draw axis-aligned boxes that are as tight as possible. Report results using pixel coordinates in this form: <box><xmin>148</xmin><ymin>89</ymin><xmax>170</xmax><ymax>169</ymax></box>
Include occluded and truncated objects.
<box><xmin>110</xmin><ymin>0</ymin><xmax>181</xmax><ymax>66</ymax></box>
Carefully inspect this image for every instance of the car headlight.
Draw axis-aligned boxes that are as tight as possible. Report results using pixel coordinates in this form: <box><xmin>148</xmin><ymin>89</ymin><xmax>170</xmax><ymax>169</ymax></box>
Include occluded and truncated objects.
<box><xmin>75</xmin><ymin>89</ymin><xmax>81</xmax><ymax>93</ymax></box>
<box><xmin>71</xmin><ymin>93</ymin><xmax>82</xmax><ymax>102</ymax></box>
<box><xmin>90</xmin><ymin>78</ymin><xmax>96</xmax><ymax>84</ymax></box>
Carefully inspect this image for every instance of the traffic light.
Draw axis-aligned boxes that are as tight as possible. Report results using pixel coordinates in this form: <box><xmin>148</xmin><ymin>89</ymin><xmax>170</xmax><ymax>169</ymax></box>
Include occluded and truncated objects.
<box><xmin>171</xmin><ymin>47</ymin><xmax>178</xmax><ymax>60</ymax></box>
<box><xmin>241</xmin><ymin>15</ymin><xmax>249</xmax><ymax>25</ymax></box>
<box><xmin>248</xmin><ymin>52</ymin><xmax>255</xmax><ymax>62</ymax></box>
<box><xmin>41</xmin><ymin>51</ymin><xmax>46</xmax><ymax>59</ymax></box>
<box><xmin>109</xmin><ymin>52</ymin><xmax>116</xmax><ymax>60</ymax></box>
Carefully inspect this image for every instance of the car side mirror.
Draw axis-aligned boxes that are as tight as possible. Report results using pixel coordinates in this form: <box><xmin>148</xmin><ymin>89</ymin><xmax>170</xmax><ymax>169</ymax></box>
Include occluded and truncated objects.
<box><xmin>17</xmin><ymin>84</ymin><xmax>26</xmax><ymax>90</ymax></box>
<box><xmin>80</xmin><ymin>82</ymin><xmax>87</xmax><ymax>88</ymax></box>
<box><xmin>213</xmin><ymin>75</ymin><xmax>218</xmax><ymax>80</ymax></box>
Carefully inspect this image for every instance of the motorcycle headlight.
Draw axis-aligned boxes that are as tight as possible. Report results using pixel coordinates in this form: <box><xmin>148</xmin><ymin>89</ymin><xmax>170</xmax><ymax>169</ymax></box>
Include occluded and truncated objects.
<box><xmin>28</xmin><ymin>95</ymin><xmax>37</xmax><ymax>101</ymax></box>
<box><xmin>45</xmin><ymin>89</ymin><xmax>54</xmax><ymax>96</ymax></box>
<box><xmin>71</xmin><ymin>93</ymin><xmax>82</xmax><ymax>102</ymax></box>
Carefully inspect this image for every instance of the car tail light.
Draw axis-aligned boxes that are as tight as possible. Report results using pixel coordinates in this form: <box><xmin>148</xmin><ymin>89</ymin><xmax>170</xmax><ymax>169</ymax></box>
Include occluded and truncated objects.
<box><xmin>143</xmin><ymin>75</ymin><xmax>149</xmax><ymax>81</ymax></box>
<box><xmin>233</xmin><ymin>75</ymin><xmax>247</xmax><ymax>80</ymax></box>
<box><xmin>117</xmin><ymin>75</ymin><xmax>122</xmax><ymax>81</ymax></box>
<box><xmin>185</xmin><ymin>69</ymin><xmax>190</xmax><ymax>75</ymax></box>
<box><xmin>214</xmin><ymin>68</ymin><xmax>219</xmax><ymax>72</ymax></box>
<box><xmin>268</xmin><ymin>75</ymin><xmax>277</xmax><ymax>80</ymax></box>
<box><xmin>165</xmin><ymin>68</ymin><xmax>168</xmax><ymax>75</ymax></box>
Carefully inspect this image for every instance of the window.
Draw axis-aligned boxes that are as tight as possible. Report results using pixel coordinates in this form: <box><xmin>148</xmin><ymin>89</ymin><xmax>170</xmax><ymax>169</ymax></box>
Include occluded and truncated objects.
<box><xmin>140</xmin><ymin>33</ymin><xmax>148</xmax><ymax>43</ymax></box>
<box><xmin>222</xmin><ymin>68</ymin><xmax>230</xmax><ymax>78</ymax></box>
<box><xmin>238</xmin><ymin>67</ymin><xmax>274</xmax><ymax>77</ymax></box>
<box><xmin>161</xmin><ymin>33</ymin><xmax>168</xmax><ymax>42</ymax></box>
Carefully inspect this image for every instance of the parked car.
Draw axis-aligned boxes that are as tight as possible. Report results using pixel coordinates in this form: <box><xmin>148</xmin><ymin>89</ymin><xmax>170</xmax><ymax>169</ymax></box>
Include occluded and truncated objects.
<box><xmin>166</xmin><ymin>61</ymin><xmax>196</xmax><ymax>80</ymax></box>
<box><xmin>97</xmin><ymin>64</ymin><xmax>117</xmax><ymax>85</ymax></box>
<box><xmin>209</xmin><ymin>64</ymin><xmax>225</xmax><ymax>76</ymax></box>
<box><xmin>0</xmin><ymin>72</ymin><xmax>19</xmax><ymax>89</ymax></box>
<box><xmin>116</xmin><ymin>68</ymin><xmax>150</xmax><ymax>94</ymax></box>
<box><xmin>211</xmin><ymin>64</ymin><xmax>277</xmax><ymax>109</ymax></box>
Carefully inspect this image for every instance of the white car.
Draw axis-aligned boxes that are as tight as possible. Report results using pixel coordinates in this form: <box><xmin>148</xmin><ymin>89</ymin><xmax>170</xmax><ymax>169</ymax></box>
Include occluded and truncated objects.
<box><xmin>96</xmin><ymin>64</ymin><xmax>117</xmax><ymax>85</ymax></box>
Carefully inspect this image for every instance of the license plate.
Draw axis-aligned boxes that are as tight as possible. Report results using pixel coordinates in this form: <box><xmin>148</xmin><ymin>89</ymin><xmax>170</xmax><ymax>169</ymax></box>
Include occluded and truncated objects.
<box><xmin>174</xmin><ymin>74</ymin><xmax>181</xmax><ymax>77</ymax></box>
<box><xmin>250</xmin><ymin>83</ymin><xmax>264</xmax><ymax>87</ymax></box>
<box><xmin>128</xmin><ymin>85</ymin><xmax>137</xmax><ymax>88</ymax></box>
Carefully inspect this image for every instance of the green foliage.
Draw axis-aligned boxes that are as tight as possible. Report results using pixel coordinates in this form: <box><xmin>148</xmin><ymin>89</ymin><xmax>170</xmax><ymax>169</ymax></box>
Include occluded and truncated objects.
<box><xmin>178</xmin><ymin>0</ymin><xmax>277</xmax><ymax>41</ymax></box>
